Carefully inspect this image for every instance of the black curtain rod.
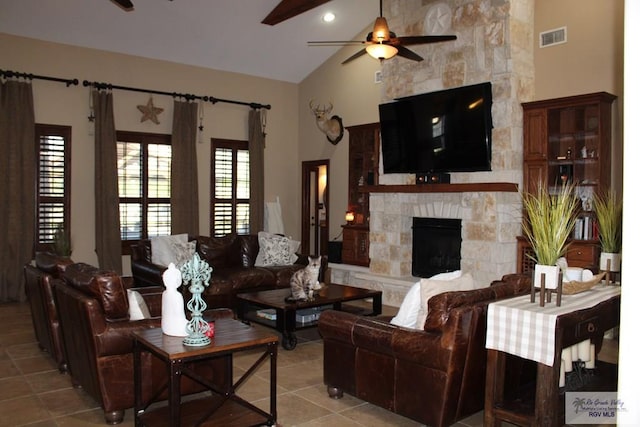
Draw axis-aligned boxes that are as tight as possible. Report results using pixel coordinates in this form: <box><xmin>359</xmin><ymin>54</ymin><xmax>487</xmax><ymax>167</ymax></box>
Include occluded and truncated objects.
<box><xmin>83</xmin><ymin>80</ymin><xmax>271</xmax><ymax>110</ymax></box>
<box><xmin>0</xmin><ymin>69</ymin><xmax>79</xmax><ymax>87</ymax></box>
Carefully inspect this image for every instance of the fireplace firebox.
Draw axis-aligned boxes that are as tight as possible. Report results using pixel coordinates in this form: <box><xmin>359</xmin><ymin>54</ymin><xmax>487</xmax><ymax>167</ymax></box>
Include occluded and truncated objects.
<box><xmin>412</xmin><ymin>217</ymin><xmax>462</xmax><ymax>278</ymax></box>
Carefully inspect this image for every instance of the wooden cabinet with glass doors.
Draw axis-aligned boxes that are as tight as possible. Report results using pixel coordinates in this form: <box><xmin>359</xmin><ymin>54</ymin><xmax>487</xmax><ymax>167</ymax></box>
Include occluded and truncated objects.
<box><xmin>519</xmin><ymin>92</ymin><xmax>617</xmax><ymax>273</ymax></box>
<box><xmin>342</xmin><ymin>122</ymin><xmax>379</xmax><ymax>267</ymax></box>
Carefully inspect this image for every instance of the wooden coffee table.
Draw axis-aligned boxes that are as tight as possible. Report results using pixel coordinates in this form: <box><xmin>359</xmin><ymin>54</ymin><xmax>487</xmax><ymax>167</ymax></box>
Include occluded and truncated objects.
<box><xmin>133</xmin><ymin>319</ymin><xmax>278</xmax><ymax>426</ymax></box>
<box><xmin>237</xmin><ymin>283</ymin><xmax>382</xmax><ymax>350</ymax></box>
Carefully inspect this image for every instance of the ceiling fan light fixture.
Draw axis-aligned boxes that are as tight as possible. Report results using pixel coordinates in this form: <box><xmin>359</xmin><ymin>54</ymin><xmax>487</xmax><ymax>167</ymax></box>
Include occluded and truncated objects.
<box><xmin>366</xmin><ymin>43</ymin><xmax>398</xmax><ymax>60</ymax></box>
<box><xmin>371</xmin><ymin>17</ymin><xmax>391</xmax><ymax>42</ymax></box>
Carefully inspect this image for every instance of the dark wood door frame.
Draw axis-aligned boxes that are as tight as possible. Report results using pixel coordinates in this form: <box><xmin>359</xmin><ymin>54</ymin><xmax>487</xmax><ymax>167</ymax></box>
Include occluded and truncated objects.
<box><xmin>301</xmin><ymin>160</ymin><xmax>329</xmax><ymax>256</ymax></box>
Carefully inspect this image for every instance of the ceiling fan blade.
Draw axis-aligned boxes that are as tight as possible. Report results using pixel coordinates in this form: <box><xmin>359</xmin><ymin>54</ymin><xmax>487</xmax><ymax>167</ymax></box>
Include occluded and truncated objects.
<box><xmin>396</xmin><ymin>45</ymin><xmax>423</xmax><ymax>62</ymax></box>
<box><xmin>308</xmin><ymin>41</ymin><xmax>366</xmax><ymax>46</ymax></box>
<box><xmin>262</xmin><ymin>0</ymin><xmax>331</xmax><ymax>25</ymax></box>
<box><xmin>396</xmin><ymin>35</ymin><xmax>457</xmax><ymax>46</ymax></box>
<box><xmin>110</xmin><ymin>0</ymin><xmax>134</xmax><ymax>11</ymax></box>
<box><xmin>342</xmin><ymin>48</ymin><xmax>368</xmax><ymax>65</ymax></box>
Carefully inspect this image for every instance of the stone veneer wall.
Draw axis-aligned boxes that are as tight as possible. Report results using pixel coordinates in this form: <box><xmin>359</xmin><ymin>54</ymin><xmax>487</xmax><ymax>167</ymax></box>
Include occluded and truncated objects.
<box><xmin>331</xmin><ymin>0</ymin><xmax>535</xmax><ymax>306</ymax></box>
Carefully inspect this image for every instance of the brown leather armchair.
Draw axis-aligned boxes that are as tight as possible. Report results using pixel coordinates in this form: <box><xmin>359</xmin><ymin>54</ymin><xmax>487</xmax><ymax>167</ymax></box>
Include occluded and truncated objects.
<box><xmin>23</xmin><ymin>252</ymin><xmax>74</xmax><ymax>372</ymax></box>
<box><xmin>54</xmin><ymin>262</ymin><xmax>234</xmax><ymax>424</ymax></box>
<box><xmin>318</xmin><ymin>274</ymin><xmax>532</xmax><ymax>427</ymax></box>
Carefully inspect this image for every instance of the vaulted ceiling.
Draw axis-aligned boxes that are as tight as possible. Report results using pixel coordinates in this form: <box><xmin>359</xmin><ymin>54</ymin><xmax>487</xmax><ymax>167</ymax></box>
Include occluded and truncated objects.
<box><xmin>0</xmin><ymin>0</ymin><xmax>379</xmax><ymax>83</ymax></box>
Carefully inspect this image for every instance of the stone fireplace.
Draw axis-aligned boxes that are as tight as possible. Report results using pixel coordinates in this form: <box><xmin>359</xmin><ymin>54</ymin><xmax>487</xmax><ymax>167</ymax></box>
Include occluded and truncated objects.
<box><xmin>330</xmin><ymin>189</ymin><xmax>522</xmax><ymax>306</ymax></box>
<box><xmin>329</xmin><ymin>0</ymin><xmax>534</xmax><ymax>307</ymax></box>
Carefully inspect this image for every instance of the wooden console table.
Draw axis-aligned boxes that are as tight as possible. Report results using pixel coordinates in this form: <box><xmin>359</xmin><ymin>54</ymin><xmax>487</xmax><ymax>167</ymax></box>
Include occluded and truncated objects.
<box><xmin>484</xmin><ymin>285</ymin><xmax>621</xmax><ymax>426</ymax></box>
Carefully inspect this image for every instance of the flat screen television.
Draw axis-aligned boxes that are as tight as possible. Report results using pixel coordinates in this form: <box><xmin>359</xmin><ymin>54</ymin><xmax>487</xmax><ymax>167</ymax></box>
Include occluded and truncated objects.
<box><xmin>379</xmin><ymin>82</ymin><xmax>493</xmax><ymax>174</ymax></box>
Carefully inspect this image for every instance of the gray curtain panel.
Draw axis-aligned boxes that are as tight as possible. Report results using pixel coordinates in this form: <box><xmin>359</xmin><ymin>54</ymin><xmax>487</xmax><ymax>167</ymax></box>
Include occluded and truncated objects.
<box><xmin>248</xmin><ymin>109</ymin><xmax>265</xmax><ymax>234</ymax></box>
<box><xmin>170</xmin><ymin>100</ymin><xmax>199</xmax><ymax>235</ymax></box>
<box><xmin>93</xmin><ymin>90</ymin><xmax>123</xmax><ymax>273</ymax></box>
<box><xmin>0</xmin><ymin>80</ymin><xmax>35</xmax><ymax>302</ymax></box>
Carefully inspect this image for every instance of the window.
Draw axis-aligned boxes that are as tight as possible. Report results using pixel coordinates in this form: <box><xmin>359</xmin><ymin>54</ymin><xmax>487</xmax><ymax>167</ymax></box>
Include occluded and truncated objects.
<box><xmin>35</xmin><ymin>124</ymin><xmax>71</xmax><ymax>253</ymax></box>
<box><xmin>211</xmin><ymin>138</ymin><xmax>250</xmax><ymax>236</ymax></box>
<box><xmin>117</xmin><ymin>131</ymin><xmax>171</xmax><ymax>250</ymax></box>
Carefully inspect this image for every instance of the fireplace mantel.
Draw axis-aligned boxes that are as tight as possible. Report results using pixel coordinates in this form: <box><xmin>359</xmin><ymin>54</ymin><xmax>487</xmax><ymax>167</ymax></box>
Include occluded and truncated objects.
<box><xmin>361</xmin><ymin>182</ymin><xmax>518</xmax><ymax>194</ymax></box>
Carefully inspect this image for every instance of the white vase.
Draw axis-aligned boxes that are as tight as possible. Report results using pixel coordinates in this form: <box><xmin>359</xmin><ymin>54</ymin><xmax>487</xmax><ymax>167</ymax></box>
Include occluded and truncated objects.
<box><xmin>599</xmin><ymin>252</ymin><xmax>621</xmax><ymax>272</ymax></box>
<box><xmin>534</xmin><ymin>264</ymin><xmax>560</xmax><ymax>290</ymax></box>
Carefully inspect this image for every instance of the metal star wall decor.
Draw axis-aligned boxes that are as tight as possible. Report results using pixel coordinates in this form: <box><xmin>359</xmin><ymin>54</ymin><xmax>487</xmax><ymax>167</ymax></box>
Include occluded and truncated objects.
<box><xmin>137</xmin><ymin>96</ymin><xmax>163</xmax><ymax>124</ymax></box>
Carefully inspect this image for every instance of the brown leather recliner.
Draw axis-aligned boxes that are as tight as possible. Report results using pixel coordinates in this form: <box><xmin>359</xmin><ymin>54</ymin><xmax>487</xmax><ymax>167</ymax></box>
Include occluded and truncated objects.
<box><xmin>318</xmin><ymin>274</ymin><xmax>533</xmax><ymax>427</ymax></box>
<box><xmin>23</xmin><ymin>252</ymin><xmax>74</xmax><ymax>372</ymax></box>
<box><xmin>54</xmin><ymin>262</ymin><xmax>234</xmax><ymax>424</ymax></box>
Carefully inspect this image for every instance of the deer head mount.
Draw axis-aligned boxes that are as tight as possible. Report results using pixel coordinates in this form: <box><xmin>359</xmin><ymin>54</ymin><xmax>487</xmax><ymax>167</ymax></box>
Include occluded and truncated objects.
<box><xmin>309</xmin><ymin>100</ymin><xmax>344</xmax><ymax>145</ymax></box>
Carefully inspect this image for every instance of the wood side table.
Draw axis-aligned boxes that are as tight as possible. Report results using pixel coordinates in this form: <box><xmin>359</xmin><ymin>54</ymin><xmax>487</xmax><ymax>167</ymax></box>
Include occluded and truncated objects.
<box><xmin>133</xmin><ymin>319</ymin><xmax>278</xmax><ymax>427</ymax></box>
<box><xmin>484</xmin><ymin>286</ymin><xmax>621</xmax><ymax>426</ymax></box>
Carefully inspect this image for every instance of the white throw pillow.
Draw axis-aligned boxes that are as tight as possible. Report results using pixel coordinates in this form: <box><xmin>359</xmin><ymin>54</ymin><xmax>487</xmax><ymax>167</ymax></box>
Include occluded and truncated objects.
<box><xmin>151</xmin><ymin>234</ymin><xmax>189</xmax><ymax>267</ymax></box>
<box><xmin>389</xmin><ymin>280</ymin><xmax>421</xmax><ymax>328</ymax></box>
<box><xmin>288</xmin><ymin>239</ymin><xmax>301</xmax><ymax>261</ymax></box>
<box><xmin>255</xmin><ymin>231</ymin><xmax>297</xmax><ymax>266</ymax></box>
<box><xmin>414</xmin><ymin>272</ymin><xmax>475</xmax><ymax>330</ymax></box>
<box><xmin>127</xmin><ymin>289</ymin><xmax>151</xmax><ymax>320</ymax></box>
<box><xmin>390</xmin><ymin>270</ymin><xmax>463</xmax><ymax>329</ymax></box>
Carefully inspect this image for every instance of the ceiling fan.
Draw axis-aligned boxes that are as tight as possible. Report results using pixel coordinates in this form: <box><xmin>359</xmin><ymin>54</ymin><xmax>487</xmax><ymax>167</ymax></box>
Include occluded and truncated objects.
<box><xmin>307</xmin><ymin>0</ymin><xmax>457</xmax><ymax>64</ymax></box>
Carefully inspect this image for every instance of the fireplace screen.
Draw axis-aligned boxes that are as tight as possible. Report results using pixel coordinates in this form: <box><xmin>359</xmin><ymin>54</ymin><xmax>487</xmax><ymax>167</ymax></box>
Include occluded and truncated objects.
<box><xmin>412</xmin><ymin>217</ymin><xmax>462</xmax><ymax>278</ymax></box>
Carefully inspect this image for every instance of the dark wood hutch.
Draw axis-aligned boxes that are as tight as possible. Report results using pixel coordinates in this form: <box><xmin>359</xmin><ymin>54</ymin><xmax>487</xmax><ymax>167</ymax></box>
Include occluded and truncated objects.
<box><xmin>342</xmin><ymin>122</ymin><xmax>379</xmax><ymax>266</ymax></box>
<box><xmin>518</xmin><ymin>92</ymin><xmax>616</xmax><ymax>273</ymax></box>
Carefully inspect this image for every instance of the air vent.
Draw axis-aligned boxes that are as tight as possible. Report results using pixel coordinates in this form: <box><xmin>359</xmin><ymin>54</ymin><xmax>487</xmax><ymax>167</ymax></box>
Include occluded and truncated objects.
<box><xmin>540</xmin><ymin>27</ymin><xmax>567</xmax><ymax>48</ymax></box>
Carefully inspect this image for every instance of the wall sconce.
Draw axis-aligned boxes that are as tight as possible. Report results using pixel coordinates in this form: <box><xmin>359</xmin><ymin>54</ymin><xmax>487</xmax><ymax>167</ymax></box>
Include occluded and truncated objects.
<box><xmin>345</xmin><ymin>211</ymin><xmax>355</xmax><ymax>225</ymax></box>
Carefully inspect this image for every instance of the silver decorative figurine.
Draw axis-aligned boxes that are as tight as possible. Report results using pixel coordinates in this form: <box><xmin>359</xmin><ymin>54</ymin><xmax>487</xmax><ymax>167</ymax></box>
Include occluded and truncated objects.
<box><xmin>180</xmin><ymin>253</ymin><xmax>212</xmax><ymax>346</ymax></box>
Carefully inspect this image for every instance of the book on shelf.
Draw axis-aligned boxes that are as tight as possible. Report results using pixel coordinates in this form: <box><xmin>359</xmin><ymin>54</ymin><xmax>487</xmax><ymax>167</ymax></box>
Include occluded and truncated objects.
<box><xmin>574</xmin><ymin>215</ymin><xmax>599</xmax><ymax>241</ymax></box>
<box><xmin>256</xmin><ymin>308</ymin><xmax>277</xmax><ymax>321</ymax></box>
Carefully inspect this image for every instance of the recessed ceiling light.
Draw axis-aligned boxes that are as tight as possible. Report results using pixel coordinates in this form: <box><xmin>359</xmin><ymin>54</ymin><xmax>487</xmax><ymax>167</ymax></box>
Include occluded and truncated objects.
<box><xmin>322</xmin><ymin>12</ymin><xmax>336</xmax><ymax>23</ymax></box>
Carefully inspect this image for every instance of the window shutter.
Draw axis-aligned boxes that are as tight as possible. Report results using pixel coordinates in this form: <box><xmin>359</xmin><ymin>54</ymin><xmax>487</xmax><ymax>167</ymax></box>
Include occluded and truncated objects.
<box><xmin>35</xmin><ymin>126</ymin><xmax>70</xmax><ymax>251</ymax></box>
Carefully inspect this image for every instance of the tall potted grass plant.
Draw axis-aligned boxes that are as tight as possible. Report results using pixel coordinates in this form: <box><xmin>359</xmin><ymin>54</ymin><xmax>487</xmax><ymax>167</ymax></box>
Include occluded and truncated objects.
<box><xmin>521</xmin><ymin>182</ymin><xmax>580</xmax><ymax>289</ymax></box>
<box><xmin>593</xmin><ymin>190</ymin><xmax>622</xmax><ymax>272</ymax></box>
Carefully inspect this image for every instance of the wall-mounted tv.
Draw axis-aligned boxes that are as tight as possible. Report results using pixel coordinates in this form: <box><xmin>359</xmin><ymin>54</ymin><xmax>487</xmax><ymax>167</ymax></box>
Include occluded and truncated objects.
<box><xmin>379</xmin><ymin>82</ymin><xmax>493</xmax><ymax>174</ymax></box>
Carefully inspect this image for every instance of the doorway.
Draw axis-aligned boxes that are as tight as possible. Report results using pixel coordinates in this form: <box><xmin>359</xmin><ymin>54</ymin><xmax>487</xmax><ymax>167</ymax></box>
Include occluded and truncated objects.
<box><xmin>301</xmin><ymin>160</ymin><xmax>329</xmax><ymax>256</ymax></box>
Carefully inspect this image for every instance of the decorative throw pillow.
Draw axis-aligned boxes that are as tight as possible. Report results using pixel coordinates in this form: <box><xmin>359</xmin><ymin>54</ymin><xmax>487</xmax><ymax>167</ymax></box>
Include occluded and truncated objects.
<box><xmin>171</xmin><ymin>240</ymin><xmax>196</xmax><ymax>268</ymax></box>
<box><xmin>255</xmin><ymin>231</ymin><xmax>297</xmax><ymax>266</ymax></box>
<box><xmin>151</xmin><ymin>234</ymin><xmax>189</xmax><ymax>267</ymax></box>
<box><xmin>390</xmin><ymin>270</ymin><xmax>462</xmax><ymax>329</ymax></box>
<box><xmin>414</xmin><ymin>272</ymin><xmax>474</xmax><ymax>330</ymax></box>
<box><xmin>127</xmin><ymin>289</ymin><xmax>151</xmax><ymax>320</ymax></box>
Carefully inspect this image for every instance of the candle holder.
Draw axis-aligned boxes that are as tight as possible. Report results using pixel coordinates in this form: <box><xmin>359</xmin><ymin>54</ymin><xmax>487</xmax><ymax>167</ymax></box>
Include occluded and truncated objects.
<box><xmin>180</xmin><ymin>253</ymin><xmax>213</xmax><ymax>346</ymax></box>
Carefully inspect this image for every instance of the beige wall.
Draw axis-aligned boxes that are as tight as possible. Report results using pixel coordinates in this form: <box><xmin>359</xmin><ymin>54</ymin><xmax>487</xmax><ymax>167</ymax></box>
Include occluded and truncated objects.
<box><xmin>298</xmin><ymin>26</ymin><xmax>382</xmax><ymax>241</ymax></box>
<box><xmin>0</xmin><ymin>33</ymin><xmax>299</xmax><ymax>273</ymax></box>
<box><xmin>534</xmin><ymin>0</ymin><xmax>624</xmax><ymax>100</ymax></box>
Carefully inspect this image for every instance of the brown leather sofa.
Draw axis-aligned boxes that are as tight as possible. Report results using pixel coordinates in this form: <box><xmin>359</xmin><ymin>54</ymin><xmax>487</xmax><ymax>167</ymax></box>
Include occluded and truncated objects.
<box><xmin>54</xmin><ymin>262</ymin><xmax>234</xmax><ymax>424</ymax></box>
<box><xmin>23</xmin><ymin>252</ymin><xmax>74</xmax><ymax>372</ymax></box>
<box><xmin>318</xmin><ymin>274</ymin><xmax>533</xmax><ymax>427</ymax></box>
<box><xmin>131</xmin><ymin>234</ymin><xmax>327</xmax><ymax>311</ymax></box>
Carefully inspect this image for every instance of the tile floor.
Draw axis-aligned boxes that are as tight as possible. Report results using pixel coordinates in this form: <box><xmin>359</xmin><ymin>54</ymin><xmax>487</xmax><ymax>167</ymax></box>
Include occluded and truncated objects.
<box><xmin>0</xmin><ymin>301</ymin><xmax>618</xmax><ymax>426</ymax></box>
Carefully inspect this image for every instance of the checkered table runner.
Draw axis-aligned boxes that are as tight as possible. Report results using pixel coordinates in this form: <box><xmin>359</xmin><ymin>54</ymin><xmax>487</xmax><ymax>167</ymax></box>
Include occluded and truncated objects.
<box><xmin>486</xmin><ymin>284</ymin><xmax>621</xmax><ymax>367</ymax></box>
